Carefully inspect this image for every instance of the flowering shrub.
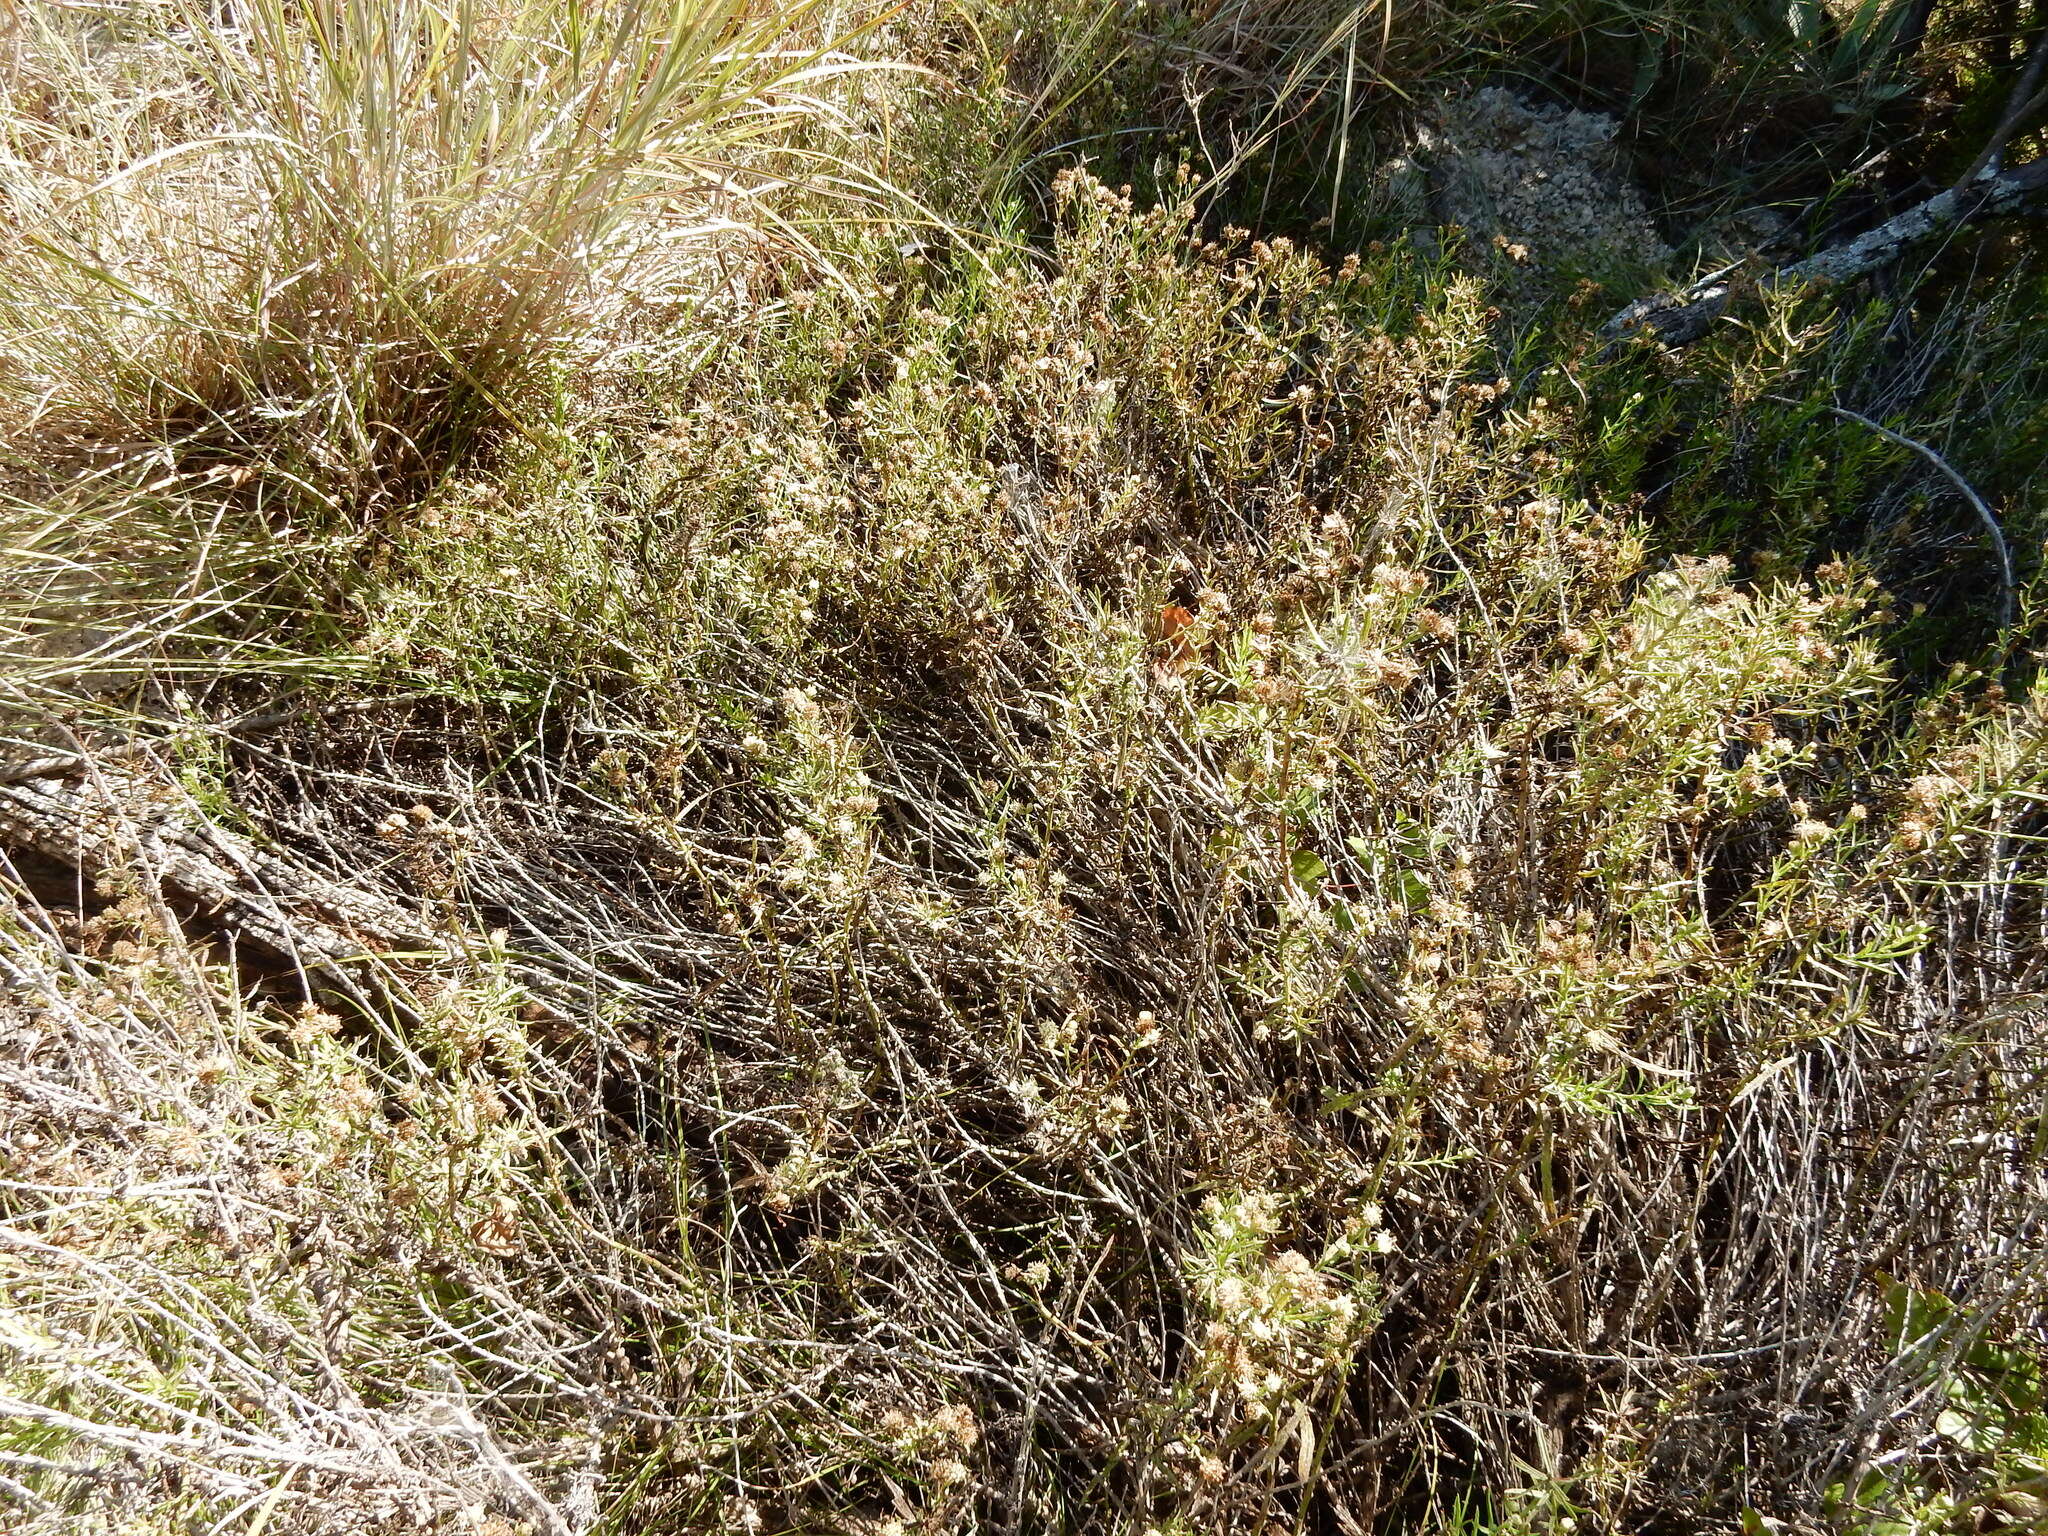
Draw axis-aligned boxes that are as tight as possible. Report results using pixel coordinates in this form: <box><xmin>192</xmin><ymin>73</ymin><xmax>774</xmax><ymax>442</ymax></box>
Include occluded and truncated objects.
<box><xmin>4</xmin><ymin>6</ymin><xmax>2047</xmax><ymax>1536</ymax></box>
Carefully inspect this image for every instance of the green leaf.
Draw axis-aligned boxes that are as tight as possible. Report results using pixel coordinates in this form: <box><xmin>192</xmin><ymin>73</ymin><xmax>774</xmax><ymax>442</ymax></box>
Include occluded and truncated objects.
<box><xmin>1629</xmin><ymin>39</ymin><xmax>1664</xmax><ymax>113</ymax></box>
<box><xmin>1883</xmin><ymin>1274</ymin><xmax>1954</xmax><ymax>1354</ymax></box>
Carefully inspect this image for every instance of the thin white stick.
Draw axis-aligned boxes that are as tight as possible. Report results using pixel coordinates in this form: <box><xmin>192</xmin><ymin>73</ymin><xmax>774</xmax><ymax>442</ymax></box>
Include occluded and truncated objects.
<box><xmin>1819</xmin><ymin>402</ymin><xmax>2018</xmax><ymax>630</ymax></box>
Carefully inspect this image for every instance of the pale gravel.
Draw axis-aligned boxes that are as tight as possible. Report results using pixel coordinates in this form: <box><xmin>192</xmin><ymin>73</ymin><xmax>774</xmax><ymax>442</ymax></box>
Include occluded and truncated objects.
<box><xmin>1383</xmin><ymin>87</ymin><xmax>1671</xmax><ymax>284</ymax></box>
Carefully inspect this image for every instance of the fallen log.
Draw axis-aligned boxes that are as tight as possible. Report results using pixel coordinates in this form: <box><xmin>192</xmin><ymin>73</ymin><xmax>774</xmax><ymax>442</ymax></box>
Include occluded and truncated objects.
<box><xmin>1604</xmin><ymin>157</ymin><xmax>2048</xmax><ymax>347</ymax></box>
<box><xmin>0</xmin><ymin>768</ymin><xmax>442</xmax><ymax>974</ymax></box>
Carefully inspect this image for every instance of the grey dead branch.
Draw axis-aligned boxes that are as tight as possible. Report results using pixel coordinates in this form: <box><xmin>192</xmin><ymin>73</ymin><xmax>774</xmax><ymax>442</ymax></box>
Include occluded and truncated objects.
<box><xmin>0</xmin><ymin>764</ymin><xmax>446</xmax><ymax>1007</ymax></box>
<box><xmin>1604</xmin><ymin>157</ymin><xmax>2048</xmax><ymax>348</ymax></box>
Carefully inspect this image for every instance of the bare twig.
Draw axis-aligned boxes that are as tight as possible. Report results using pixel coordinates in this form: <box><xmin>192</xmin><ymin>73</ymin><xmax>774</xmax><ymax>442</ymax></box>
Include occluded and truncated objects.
<box><xmin>1769</xmin><ymin>394</ymin><xmax>2017</xmax><ymax>628</ymax></box>
<box><xmin>1956</xmin><ymin>22</ymin><xmax>2048</xmax><ymax>186</ymax></box>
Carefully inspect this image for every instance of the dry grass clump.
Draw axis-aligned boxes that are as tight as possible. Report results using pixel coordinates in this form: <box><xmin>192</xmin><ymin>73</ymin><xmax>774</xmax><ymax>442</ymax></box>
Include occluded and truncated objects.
<box><xmin>3</xmin><ymin>4</ymin><xmax>2048</xmax><ymax>1535</ymax></box>
<box><xmin>0</xmin><ymin>0</ymin><xmax>884</xmax><ymax>516</ymax></box>
<box><xmin>0</xmin><ymin>863</ymin><xmax>608</xmax><ymax>1533</ymax></box>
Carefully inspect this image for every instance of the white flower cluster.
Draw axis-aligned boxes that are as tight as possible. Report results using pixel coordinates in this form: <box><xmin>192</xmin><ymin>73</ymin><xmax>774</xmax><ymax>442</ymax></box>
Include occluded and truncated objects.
<box><xmin>1186</xmin><ymin>1191</ymin><xmax>1381</xmax><ymax>1415</ymax></box>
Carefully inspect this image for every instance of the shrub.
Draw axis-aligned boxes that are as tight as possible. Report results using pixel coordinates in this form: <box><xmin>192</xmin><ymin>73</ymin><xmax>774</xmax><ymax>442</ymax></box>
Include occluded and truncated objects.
<box><xmin>3</xmin><ymin>4</ymin><xmax>2046</xmax><ymax>1534</ymax></box>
